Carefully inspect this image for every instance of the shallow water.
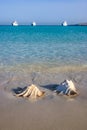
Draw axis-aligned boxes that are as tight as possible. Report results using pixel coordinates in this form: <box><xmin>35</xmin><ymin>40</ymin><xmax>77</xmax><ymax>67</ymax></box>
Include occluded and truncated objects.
<box><xmin>0</xmin><ymin>25</ymin><xmax>87</xmax><ymax>71</ymax></box>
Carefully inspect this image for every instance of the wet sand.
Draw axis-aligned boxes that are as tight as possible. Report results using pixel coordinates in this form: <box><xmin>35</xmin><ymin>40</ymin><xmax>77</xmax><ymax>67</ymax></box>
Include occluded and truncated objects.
<box><xmin>0</xmin><ymin>69</ymin><xmax>87</xmax><ymax>130</ymax></box>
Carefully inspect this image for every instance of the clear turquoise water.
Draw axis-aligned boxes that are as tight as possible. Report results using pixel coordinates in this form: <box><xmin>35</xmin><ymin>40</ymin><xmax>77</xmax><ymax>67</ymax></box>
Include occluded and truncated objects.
<box><xmin>0</xmin><ymin>25</ymin><xmax>87</xmax><ymax>72</ymax></box>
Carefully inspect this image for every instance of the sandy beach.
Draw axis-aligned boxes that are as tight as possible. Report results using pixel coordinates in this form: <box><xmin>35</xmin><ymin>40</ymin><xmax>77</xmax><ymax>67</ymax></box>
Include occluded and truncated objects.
<box><xmin>0</xmin><ymin>68</ymin><xmax>87</xmax><ymax>130</ymax></box>
<box><xmin>0</xmin><ymin>0</ymin><xmax>87</xmax><ymax>128</ymax></box>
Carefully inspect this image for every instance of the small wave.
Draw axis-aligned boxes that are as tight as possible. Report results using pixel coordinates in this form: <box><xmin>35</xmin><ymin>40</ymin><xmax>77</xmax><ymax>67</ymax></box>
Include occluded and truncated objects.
<box><xmin>0</xmin><ymin>63</ymin><xmax>87</xmax><ymax>74</ymax></box>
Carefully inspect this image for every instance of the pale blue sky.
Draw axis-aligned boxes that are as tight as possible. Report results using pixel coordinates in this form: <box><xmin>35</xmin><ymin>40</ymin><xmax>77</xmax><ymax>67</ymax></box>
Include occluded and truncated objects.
<box><xmin>0</xmin><ymin>0</ymin><xmax>87</xmax><ymax>25</ymax></box>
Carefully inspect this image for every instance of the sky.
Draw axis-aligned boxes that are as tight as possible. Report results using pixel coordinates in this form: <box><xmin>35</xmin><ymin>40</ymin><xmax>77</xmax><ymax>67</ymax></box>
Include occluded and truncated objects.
<box><xmin>0</xmin><ymin>0</ymin><xmax>87</xmax><ymax>25</ymax></box>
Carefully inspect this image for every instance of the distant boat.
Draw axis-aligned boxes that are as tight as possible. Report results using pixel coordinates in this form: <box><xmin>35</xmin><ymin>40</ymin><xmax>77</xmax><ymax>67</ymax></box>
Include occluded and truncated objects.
<box><xmin>31</xmin><ymin>21</ymin><xmax>36</xmax><ymax>26</ymax></box>
<box><xmin>62</xmin><ymin>21</ymin><xmax>68</xmax><ymax>26</ymax></box>
<box><xmin>12</xmin><ymin>21</ymin><xmax>18</xmax><ymax>26</ymax></box>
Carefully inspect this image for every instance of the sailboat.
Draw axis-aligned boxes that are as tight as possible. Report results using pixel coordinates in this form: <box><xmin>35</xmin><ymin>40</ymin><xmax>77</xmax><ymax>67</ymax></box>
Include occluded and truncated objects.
<box><xmin>31</xmin><ymin>21</ymin><xmax>36</xmax><ymax>26</ymax></box>
<box><xmin>62</xmin><ymin>21</ymin><xmax>68</xmax><ymax>26</ymax></box>
<box><xmin>12</xmin><ymin>21</ymin><xmax>18</xmax><ymax>26</ymax></box>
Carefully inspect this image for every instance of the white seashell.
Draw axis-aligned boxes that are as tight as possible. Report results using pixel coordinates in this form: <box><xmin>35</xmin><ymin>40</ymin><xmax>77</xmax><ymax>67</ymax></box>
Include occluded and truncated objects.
<box><xmin>56</xmin><ymin>80</ymin><xmax>78</xmax><ymax>97</ymax></box>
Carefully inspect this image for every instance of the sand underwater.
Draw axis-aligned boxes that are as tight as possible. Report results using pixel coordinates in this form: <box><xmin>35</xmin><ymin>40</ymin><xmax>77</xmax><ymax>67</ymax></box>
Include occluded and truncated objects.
<box><xmin>0</xmin><ymin>66</ymin><xmax>87</xmax><ymax>130</ymax></box>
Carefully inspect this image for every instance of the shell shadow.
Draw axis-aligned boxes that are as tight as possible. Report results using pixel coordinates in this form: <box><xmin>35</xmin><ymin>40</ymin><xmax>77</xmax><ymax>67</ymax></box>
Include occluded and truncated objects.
<box><xmin>12</xmin><ymin>86</ymin><xmax>27</xmax><ymax>94</ymax></box>
<box><xmin>41</xmin><ymin>84</ymin><xmax>58</xmax><ymax>91</ymax></box>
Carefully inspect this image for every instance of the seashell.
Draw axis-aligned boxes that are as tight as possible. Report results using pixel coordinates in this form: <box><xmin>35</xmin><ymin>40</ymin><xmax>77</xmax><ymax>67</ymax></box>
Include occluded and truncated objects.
<box><xmin>15</xmin><ymin>84</ymin><xmax>45</xmax><ymax>99</ymax></box>
<box><xmin>56</xmin><ymin>80</ymin><xmax>78</xmax><ymax>97</ymax></box>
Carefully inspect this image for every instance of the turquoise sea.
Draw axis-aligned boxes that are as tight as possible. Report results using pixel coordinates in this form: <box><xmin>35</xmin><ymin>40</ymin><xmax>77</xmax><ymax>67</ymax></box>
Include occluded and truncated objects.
<box><xmin>0</xmin><ymin>25</ymin><xmax>87</xmax><ymax>73</ymax></box>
